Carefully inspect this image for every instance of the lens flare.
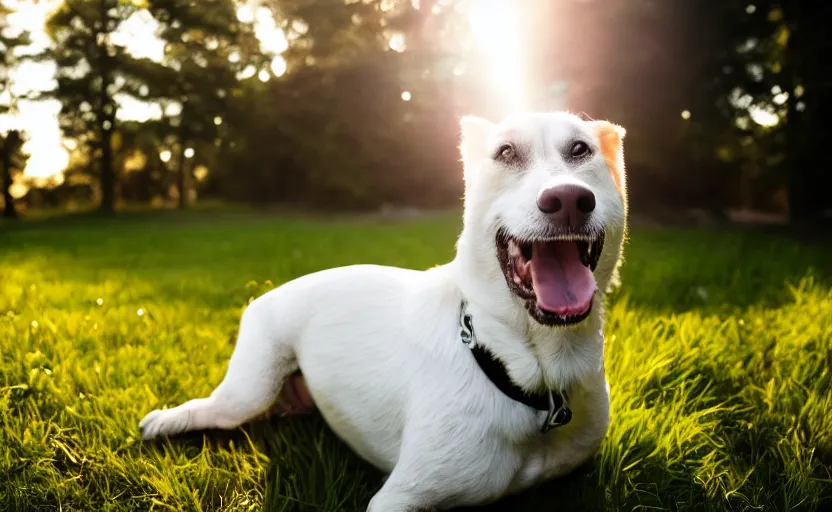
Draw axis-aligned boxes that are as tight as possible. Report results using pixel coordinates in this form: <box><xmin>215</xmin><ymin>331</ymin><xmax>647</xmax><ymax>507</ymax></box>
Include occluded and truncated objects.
<box><xmin>467</xmin><ymin>0</ymin><xmax>526</xmax><ymax>114</ymax></box>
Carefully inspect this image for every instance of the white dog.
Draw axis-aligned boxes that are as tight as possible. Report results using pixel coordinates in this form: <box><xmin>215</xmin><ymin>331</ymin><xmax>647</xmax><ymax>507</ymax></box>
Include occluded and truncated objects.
<box><xmin>140</xmin><ymin>111</ymin><xmax>628</xmax><ymax>511</ymax></box>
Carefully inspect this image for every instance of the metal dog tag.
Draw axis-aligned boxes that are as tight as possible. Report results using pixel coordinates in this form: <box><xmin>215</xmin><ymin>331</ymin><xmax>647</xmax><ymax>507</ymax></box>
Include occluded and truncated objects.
<box><xmin>460</xmin><ymin>301</ymin><xmax>476</xmax><ymax>347</ymax></box>
<box><xmin>542</xmin><ymin>391</ymin><xmax>572</xmax><ymax>434</ymax></box>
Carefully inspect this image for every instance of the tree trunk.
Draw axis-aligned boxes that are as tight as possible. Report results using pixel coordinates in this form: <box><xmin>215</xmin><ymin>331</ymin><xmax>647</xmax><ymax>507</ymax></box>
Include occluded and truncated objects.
<box><xmin>176</xmin><ymin>138</ymin><xmax>189</xmax><ymax>209</ymax></box>
<box><xmin>99</xmin><ymin>128</ymin><xmax>115</xmax><ymax>214</ymax></box>
<box><xmin>783</xmin><ymin>5</ymin><xmax>807</xmax><ymax>225</ymax></box>
<box><xmin>95</xmin><ymin>0</ymin><xmax>116</xmax><ymax>215</ymax></box>
<box><xmin>786</xmin><ymin>167</ymin><xmax>809</xmax><ymax>224</ymax></box>
<box><xmin>1</xmin><ymin>147</ymin><xmax>17</xmax><ymax>219</ymax></box>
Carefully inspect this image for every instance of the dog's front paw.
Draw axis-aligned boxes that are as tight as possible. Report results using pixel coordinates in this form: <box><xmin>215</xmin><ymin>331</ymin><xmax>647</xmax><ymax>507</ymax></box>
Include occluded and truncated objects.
<box><xmin>139</xmin><ymin>407</ymin><xmax>188</xmax><ymax>440</ymax></box>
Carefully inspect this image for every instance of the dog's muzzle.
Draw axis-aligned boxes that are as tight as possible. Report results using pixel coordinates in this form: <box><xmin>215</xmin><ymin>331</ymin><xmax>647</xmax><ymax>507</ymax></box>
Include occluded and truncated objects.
<box><xmin>496</xmin><ymin>227</ymin><xmax>605</xmax><ymax>327</ymax></box>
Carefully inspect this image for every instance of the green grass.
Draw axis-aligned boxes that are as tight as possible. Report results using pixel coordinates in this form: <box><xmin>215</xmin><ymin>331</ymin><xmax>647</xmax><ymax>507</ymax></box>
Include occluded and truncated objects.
<box><xmin>1</xmin><ymin>211</ymin><xmax>831</xmax><ymax>511</ymax></box>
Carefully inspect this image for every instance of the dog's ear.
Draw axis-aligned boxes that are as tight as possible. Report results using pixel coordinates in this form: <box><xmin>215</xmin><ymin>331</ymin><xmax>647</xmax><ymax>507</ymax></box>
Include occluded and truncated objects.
<box><xmin>459</xmin><ymin>116</ymin><xmax>496</xmax><ymax>170</ymax></box>
<box><xmin>593</xmin><ymin>120</ymin><xmax>627</xmax><ymax>197</ymax></box>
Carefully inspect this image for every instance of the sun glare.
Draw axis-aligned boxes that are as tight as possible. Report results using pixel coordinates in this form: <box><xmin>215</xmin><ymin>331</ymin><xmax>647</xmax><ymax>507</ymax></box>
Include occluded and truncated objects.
<box><xmin>466</xmin><ymin>0</ymin><xmax>527</xmax><ymax>114</ymax></box>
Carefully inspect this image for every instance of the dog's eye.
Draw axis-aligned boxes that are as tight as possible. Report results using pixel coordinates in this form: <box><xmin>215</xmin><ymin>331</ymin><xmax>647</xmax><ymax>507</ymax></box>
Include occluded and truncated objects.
<box><xmin>569</xmin><ymin>141</ymin><xmax>591</xmax><ymax>158</ymax></box>
<box><xmin>495</xmin><ymin>144</ymin><xmax>517</xmax><ymax>164</ymax></box>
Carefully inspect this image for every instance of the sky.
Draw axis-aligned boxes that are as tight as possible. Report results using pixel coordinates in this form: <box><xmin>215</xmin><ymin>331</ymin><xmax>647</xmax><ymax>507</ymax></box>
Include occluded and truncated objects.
<box><xmin>3</xmin><ymin>0</ymin><xmax>67</xmax><ymax>183</ymax></box>
<box><xmin>0</xmin><ymin>0</ymin><xmax>526</xmax><ymax>187</ymax></box>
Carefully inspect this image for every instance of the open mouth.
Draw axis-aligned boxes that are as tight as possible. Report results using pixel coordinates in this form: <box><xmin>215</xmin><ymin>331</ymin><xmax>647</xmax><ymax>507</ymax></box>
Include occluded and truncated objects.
<box><xmin>496</xmin><ymin>228</ymin><xmax>605</xmax><ymax>326</ymax></box>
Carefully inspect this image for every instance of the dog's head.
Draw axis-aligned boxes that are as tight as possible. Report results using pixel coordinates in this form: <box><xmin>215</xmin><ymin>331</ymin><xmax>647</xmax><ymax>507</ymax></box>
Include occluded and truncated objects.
<box><xmin>457</xmin><ymin>111</ymin><xmax>627</xmax><ymax>328</ymax></box>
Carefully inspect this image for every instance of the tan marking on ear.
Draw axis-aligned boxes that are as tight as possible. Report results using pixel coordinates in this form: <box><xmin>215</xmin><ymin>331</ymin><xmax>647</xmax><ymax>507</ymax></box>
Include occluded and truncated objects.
<box><xmin>595</xmin><ymin>121</ymin><xmax>626</xmax><ymax>195</ymax></box>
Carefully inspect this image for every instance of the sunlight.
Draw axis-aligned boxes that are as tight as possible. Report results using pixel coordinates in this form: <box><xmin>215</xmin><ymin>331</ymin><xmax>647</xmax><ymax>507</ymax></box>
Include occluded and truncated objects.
<box><xmin>730</xmin><ymin>86</ymin><xmax>781</xmax><ymax>127</ymax></box>
<box><xmin>9</xmin><ymin>180</ymin><xmax>28</xmax><ymax>199</ymax></box>
<box><xmin>17</xmin><ymin>101</ymin><xmax>69</xmax><ymax>179</ymax></box>
<box><xmin>2</xmin><ymin>0</ymin><xmax>66</xmax><ymax>181</ymax></box>
<box><xmin>4</xmin><ymin>0</ymin><xmax>57</xmax><ymax>50</ymax></box>
<box><xmin>270</xmin><ymin>56</ymin><xmax>287</xmax><ymax>77</ymax></box>
<box><xmin>388</xmin><ymin>32</ymin><xmax>407</xmax><ymax>53</ymax></box>
<box><xmin>193</xmin><ymin>165</ymin><xmax>208</xmax><ymax>181</ymax></box>
<box><xmin>466</xmin><ymin>0</ymin><xmax>527</xmax><ymax>113</ymax></box>
<box><xmin>10</xmin><ymin>58</ymin><xmax>56</xmax><ymax>98</ymax></box>
<box><xmin>238</xmin><ymin>64</ymin><xmax>257</xmax><ymax>80</ymax></box>
<box><xmin>24</xmin><ymin>136</ymin><xmax>69</xmax><ymax>179</ymax></box>
<box><xmin>163</xmin><ymin>103</ymin><xmax>182</xmax><ymax>117</ymax></box>
<box><xmin>123</xmin><ymin>150</ymin><xmax>147</xmax><ymax>172</ymax></box>
<box><xmin>253</xmin><ymin>6</ymin><xmax>288</xmax><ymax>54</ymax></box>
<box><xmin>115</xmin><ymin>94</ymin><xmax>163</xmax><ymax>122</ymax></box>
<box><xmin>749</xmin><ymin>106</ymin><xmax>780</xmax><ymax>127</ymax></box>
<box><xmin>109</xmin><ymin>10</ymin><xmax>165</xmax><ymax>62</ymax></box>
<box><xmin>236</xmin><ymin>5</ymin><xmax>255</xmax><ymax>23</ymax></box>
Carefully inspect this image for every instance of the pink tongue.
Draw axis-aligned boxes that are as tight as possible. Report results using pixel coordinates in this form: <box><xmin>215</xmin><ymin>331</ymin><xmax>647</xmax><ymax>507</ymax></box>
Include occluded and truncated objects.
<box><xmin>530</xmin><ymin>241</ymin><xmax>596</xmax><ymax>316</ymax></box>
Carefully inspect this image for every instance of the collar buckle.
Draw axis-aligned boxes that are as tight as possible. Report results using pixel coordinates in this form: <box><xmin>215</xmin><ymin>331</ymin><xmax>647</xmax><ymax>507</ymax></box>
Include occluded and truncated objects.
<box><xmin>542</xmin><ymin>390</ymin><xmax>572</xmax><ymax>433</ymax></box>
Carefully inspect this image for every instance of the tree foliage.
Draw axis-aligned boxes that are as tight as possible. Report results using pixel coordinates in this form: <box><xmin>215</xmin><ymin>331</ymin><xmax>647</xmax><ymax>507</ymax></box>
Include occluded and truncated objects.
<box><xmin>46</xmin><ymin>0</ymin><xmax>168</xmax><ymax>213</ymax></box>
<box><xmin>204</xmin><ymin>0</ymin><xmax>466</xmax><ymax>209</ymax></box>
<box><xmin>142</xmin><ymin>0</ymin><xmax>264</xmax><ymax>208</ymax></box>
<box><xmin>6</xmin><ymin>0</ymin><xmax>825</xmax><ymax>221</ymax></box>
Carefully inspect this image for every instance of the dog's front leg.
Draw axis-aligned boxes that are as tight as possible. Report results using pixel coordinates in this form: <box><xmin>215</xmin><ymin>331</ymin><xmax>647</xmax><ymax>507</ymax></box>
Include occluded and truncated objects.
<box><xmin>364</xmin><ymin>429</ymin><xmax>459</xmax><ymax>512</ymax></box>
<box><xmin>367</xmin><ymin>471</ymin><xmax>441</xmax><ymax>512</ymax></box>
<box><xmin>540</xmin><ymin>373</ymin><xmax>612</xmax><ymax>481</ymax></box>
<box><xmin>366</xmin><ymin>419</ymin><xmax>509</xmax><ymax>512</ymax></box>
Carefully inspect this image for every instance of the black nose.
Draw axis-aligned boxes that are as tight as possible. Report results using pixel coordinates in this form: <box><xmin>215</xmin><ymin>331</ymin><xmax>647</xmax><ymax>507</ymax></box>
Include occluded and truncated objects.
<box><xmin>537</xmin><ymin>184</ymin><xmax>596</xmax><ymax>228</ymax></box>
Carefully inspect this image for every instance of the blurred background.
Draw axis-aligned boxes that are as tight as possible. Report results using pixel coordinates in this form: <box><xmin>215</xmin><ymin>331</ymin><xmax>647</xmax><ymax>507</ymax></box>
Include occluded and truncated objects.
<box><xmin>1</xmin><ymin>0</ymin><xmax>831</xmax><ymax>224</ymax></box>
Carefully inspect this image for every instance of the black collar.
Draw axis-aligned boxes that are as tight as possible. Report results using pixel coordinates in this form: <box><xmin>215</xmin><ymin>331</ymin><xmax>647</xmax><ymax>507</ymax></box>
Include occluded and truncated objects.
<box><xmin>460</xmin><ymin>300</ymin><xmax>572</xmax><ymax>434</ymax></box>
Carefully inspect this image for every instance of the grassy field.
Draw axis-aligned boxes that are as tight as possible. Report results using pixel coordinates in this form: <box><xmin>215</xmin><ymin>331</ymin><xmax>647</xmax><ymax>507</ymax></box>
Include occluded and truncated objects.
<box><xmin>1</xmin><ymin>211</ymin><xmax>831</xmax><ymax>511</ymax></box>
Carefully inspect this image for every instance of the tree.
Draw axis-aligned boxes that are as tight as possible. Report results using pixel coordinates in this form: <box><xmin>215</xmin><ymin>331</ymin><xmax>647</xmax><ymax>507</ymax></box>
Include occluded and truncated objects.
<box><xmin>0</xmin><ymin>2</ymin><xmax>37</xmax><ymax>219</ymax></box>
<box><xmin>206</xmin><ymin>0</ymin><xmax>468</xmax><ymax>209</ymax></box>
<box><xmin>0</xmin><ymin>129</ymin><xmax>25</xmax><ymax>218</ymax></box>
<box><xmin>145</xmin><ymin>0</ymin><xmax>264</xmax><ymax>208</ymax></box>
<box><xmin>779</xmin><ymin>2</ymin><xmax>832</xmax><ymax>223</ymax></box>
<box><xmin>687</xmin><ymin>0</ymin><xmax>832</xmax><ymax>223</ymax></box>
<box><xmin>47</xmin><ymin>0</ymin><xmax>166</xmax><ymax>214</ymax></box>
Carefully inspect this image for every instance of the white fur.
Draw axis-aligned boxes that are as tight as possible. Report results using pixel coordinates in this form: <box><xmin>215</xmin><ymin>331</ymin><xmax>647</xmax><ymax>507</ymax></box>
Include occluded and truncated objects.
<box><xmin>139</xmin><ymin>111</ymin><xmax>628</xmax><ymax>511</ymax></box>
